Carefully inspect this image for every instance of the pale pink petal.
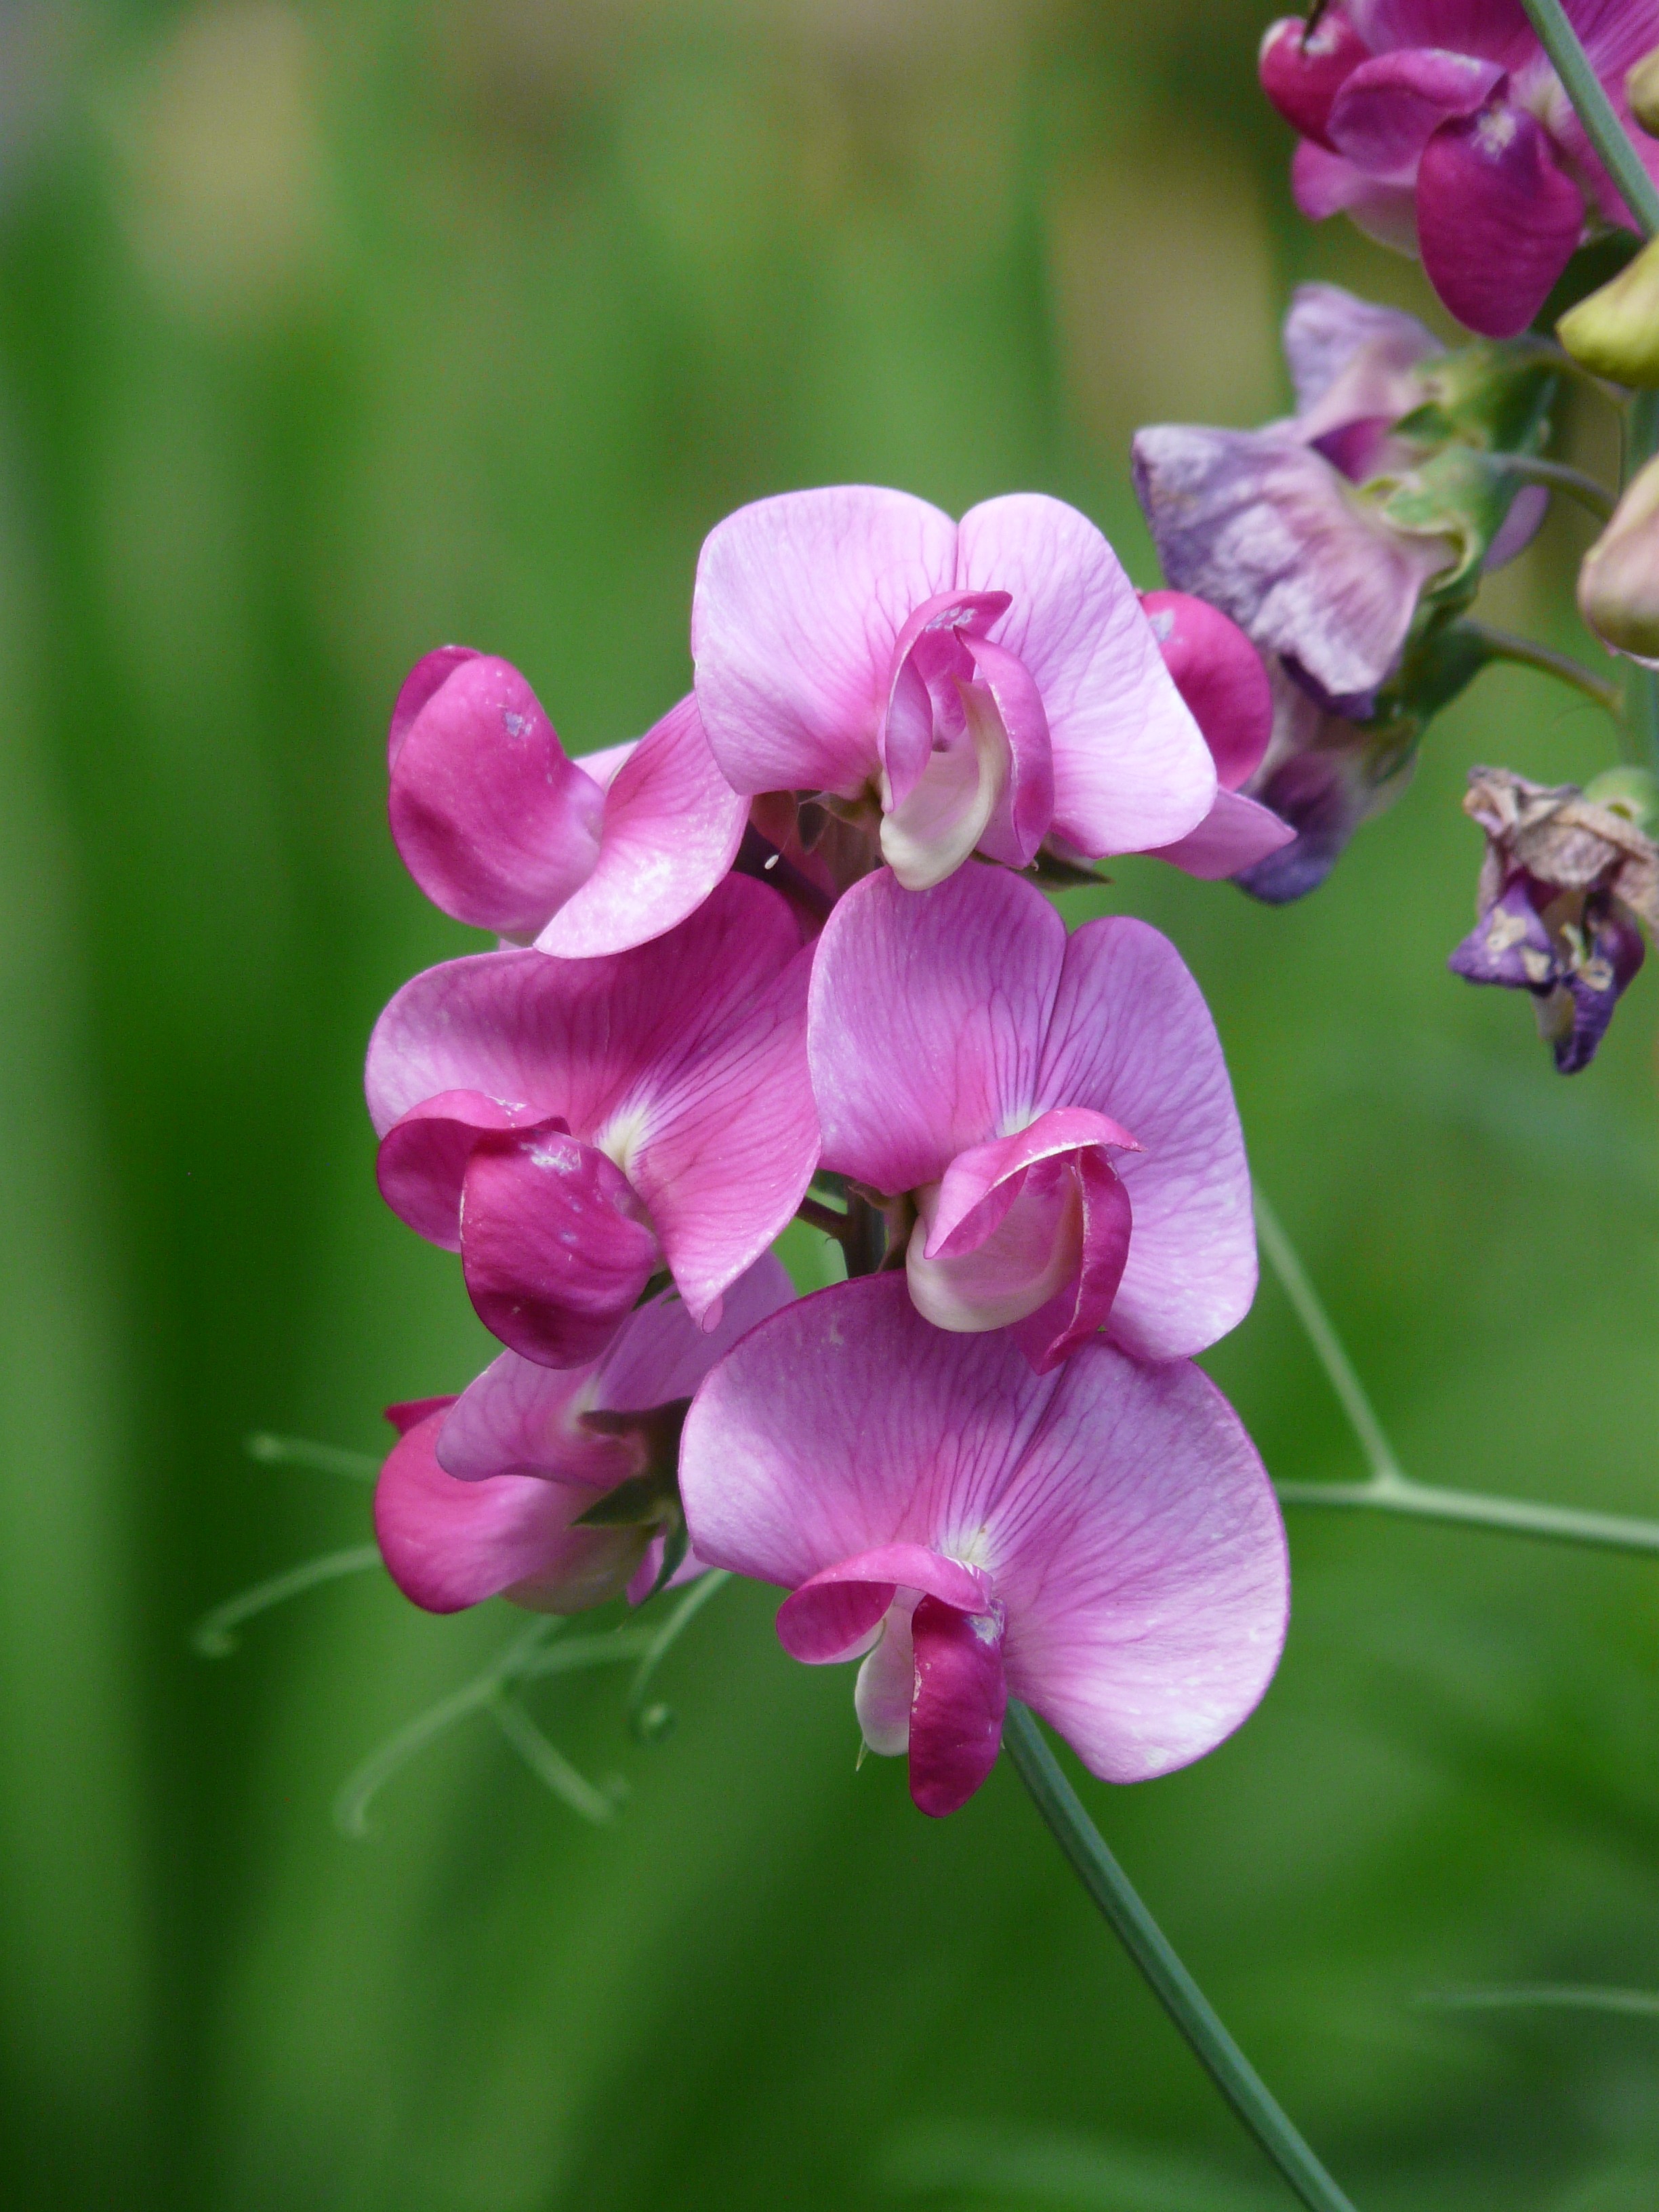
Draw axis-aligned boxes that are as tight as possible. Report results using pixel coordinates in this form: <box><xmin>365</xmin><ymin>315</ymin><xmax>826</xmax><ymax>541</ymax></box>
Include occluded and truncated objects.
<box><xmin>923</xmin><ymin>1107</ymin><xmax>1139</xmax><ymax>1256</ymax></box>
<box><xmin>987</xmin><ymin>1349</ymin><xmax>1287</xmax><ymax>1783</ymax></box>
<box><xmin>459</xmin><ymin>1128</ymin><xmax>661</xmax><ymax>1366</ymax></box>
<box><xmin>1139</xmin><ymin>591</ymin><xmax>1272</xmax><ymax>791</ymax></box>
<box><xmin>375</xmin><ymin>1410</ymin><xmax>643</xmax><ymax>1615</ymax></box>
<box><xmin>879</xmin><ymin>589</ymin><xmax>1011</xmax><ymax>806</ymax></box>
<box><xmin>777</xmin><ymin>1545</ymin><xmax>992</xmax><ymax>1662</ymax></box>
<box><xmin>1281</xmin><ymin>283</ymin><xmax>1440</xmax><ymax>428</ymax></box>
<box><xmin>375</xmin><ymin>1091</ymin><xmax>549</xmax><ymax>1248</ymax></box>
<box><xmin>593</xmin><ymin>1253</ymin><xmax>796</xmax><ymax>1412</ymax></box>
<box><xmin>691</xmin><ymin>485</ymin><xmax>956</xmax><ymax>799</ymax></box>
<box><xmin>1147</xmin><ymin>787</ymin><xmax>1296</xmax><ymax>880</ymax></box>
<box><xmin>572</xmin><ymin>738</ymin><xmax>637</xmax><ymax>791</ymax></box>
<box><xmin>1292</xmin><ymin>140</ymin><xmax>1420</xmax><ymax>249</ymax></box>
<box><xmin>535</xmin><ymin>697</ymin><xmax>747</xmax><ymax>960</ymax></box>
<box><xmin>387</xmin><ymin>651</ymin><xmax>606</xmax><ymax>938</ymax></box>
<box><xmin>907</xmin><ymin>1153</ymin><xmax>1088</xmax><ymax>1335</ymax></box>
<box><xmin>1326</xmin><ymin>48</ymin><xmax>1505</xmax><ymax>181</ymax></box>
<box><xmin>878</xmin><ymin>695</ymin><xmax>1009</xmax><ymax>890</ymax></box>
<box><xmin>1038</xmin><ymin>918</ymin><xmax>1254</xmax><ymax>1359</ymax></box>
<box><xmin>955</xmin><ymin>495</ymin><xmax>1214</xmax><ymax>855</ymax></box>
<box><xmin>854</xmin><ymin>1603</ymin><xmax>917</xmax><ymax>1755</ymax></box>
<box><xmin>436</xmin><ymin>1349</ymin><xmax>628</xmax><ymax>1486</ymax></box>
<box><xmin>963</xmin><ymin>634</ymin><xmax>1054</xmax><ymax>869</ymax></box>
<box><xmin>909</xmin><ymin>1595</ymin><xmax>1007</xmax><ymax>1817</ymax></box>
<box><xmin>1417</xmin><ymin>104</ymin><xmax>1582</xmax><ymax>338</ymax></box>
<box><xmin>1259</xmin><ymin>12</ymin><xmax>1371</xmax><ymax>146</ymax></box>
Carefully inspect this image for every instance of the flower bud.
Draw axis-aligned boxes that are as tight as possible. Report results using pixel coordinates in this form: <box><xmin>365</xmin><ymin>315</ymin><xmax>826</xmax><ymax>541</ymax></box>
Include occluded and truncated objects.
<box><xmin>1629</xmin><ymin>47</ymin><xmax>1659</xmax><ymax>138</ymax></box>
<box><xmin>1579</xmin><ymin>453</ymin><xmax>1659</xmax><ymax>663</ymax></box>
<box><xmin>1557</xmin><ymin>234</ymin><xmax>1659</xmax><ymax>388</ymax></box>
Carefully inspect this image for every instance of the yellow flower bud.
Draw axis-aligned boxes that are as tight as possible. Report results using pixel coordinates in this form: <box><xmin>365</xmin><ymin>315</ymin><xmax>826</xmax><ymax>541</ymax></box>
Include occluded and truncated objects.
<box><xmin>1628</xmin><ymin>47</ymin><xmax>1659</xmax><ymax>138</ymax></box>
<box><xmin>1557</xmin><ymin>233</ymin><xmax>1659</xmax><ymax>387</ymax></box>
<box><xmin>1579</xmin><ymin>452</ymin><xmax>1659</xmax><ymax>663</ymax></box>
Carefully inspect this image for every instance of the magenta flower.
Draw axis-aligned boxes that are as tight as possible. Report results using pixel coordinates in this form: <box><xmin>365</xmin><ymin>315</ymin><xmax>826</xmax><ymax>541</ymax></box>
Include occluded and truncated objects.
<box><xmin>377</xmin><ymin>1257</ymin><xmax>794</xmax><ymax>1614</ymax></box>
<box><xmin>1261</xmin><ymin>2</ymin><xmax>1659</xmax><ymax>337</ymax></box>
<box><xmin>690</xmin><ymin>486</ymin><xmax>1216</xmax><ymax>893</ymax></box>
<box><xmin>366</xmin><ymin>876</ymin><xmax>819</xmax><ymax>1366</ymax></box>
<box><xmin>807</xmin><ymin>867</ymin><xmax>1254</xmax><ymax>1370</ymax></box>
<box><xmin>1137</xmin><ymin>590</ymin><xmax>1295</xmax><ymax>880</ymax></box>
<box><xmin>388</xmin><ymin>649</ymin><xmax>747</xmax><ymax>957</ymax></box>
<box><xmin>680</xmin><ymin>1275</ymin><xmax>1287</xmax><ymax>1816</ymax></box>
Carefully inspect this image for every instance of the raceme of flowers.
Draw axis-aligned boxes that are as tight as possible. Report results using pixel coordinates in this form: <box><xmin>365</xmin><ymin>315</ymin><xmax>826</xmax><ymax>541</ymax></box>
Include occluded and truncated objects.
<box><xmin>367</xmin><ymin>483</ymin><xmax>1294</xmax><ymax>1816</ymax></box>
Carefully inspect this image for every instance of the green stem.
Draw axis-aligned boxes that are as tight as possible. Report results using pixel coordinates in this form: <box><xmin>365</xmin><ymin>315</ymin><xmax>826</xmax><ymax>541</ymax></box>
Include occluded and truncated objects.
<box><xmin>1519</xmin><ymin>0</ymin><xmax>1659</xmax><ymax>237</ymax></box>
<box><xmin>244</xmin><ymin>1431</ymin><xmax>379</xmax><ymax>1481</ymax></box>
<box><xmin>1255</xmin><ymin>1187</ymin><xmax>1659</xmax><ymax>1558</ymax></box>
<box><xmin>192</xmin><ymin>1544</ymin><xmax>383</xmax><ymax>1656</ymax></box>
<box><xmin>1003</xmin><ymin>1704</ymin><xmax>1358</xmax><ymax>2212</ymax></box>
<box><xmin>1490</xmin><ymin>454</ymin><xmax>1616</xmax><ymax>522</ymax></box>
<box><xmin>1459</xmin><ymin>620</ymin><xmax>1623</xmax><ymax>720</ymax></box>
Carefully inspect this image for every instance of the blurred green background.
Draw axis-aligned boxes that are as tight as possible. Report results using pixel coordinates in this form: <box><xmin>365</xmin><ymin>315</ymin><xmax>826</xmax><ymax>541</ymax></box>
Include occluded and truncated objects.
<box><xmin>3</xmin><ymin>3</ymin><xmax>1658</xmax><ymax>2207</ymax></box>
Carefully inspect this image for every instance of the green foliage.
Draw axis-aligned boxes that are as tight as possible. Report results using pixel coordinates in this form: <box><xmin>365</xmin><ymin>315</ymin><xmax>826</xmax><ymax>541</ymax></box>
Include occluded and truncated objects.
<box><xmin>1</xmin><ymin>4</ymin><xmax>1656</xmax><ymax>2209</ymax></box>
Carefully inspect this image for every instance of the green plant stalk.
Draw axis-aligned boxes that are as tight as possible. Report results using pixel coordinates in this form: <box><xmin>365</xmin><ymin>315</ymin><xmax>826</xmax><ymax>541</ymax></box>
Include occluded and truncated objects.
<box><xmin>1492</xmin><ymin>453</ymin><xmax>1616</xmax><ymax>521</ymax></box>
<box><xmin>1459</xmin><ymin>620</ymin><xmax>1622</xmax><ymax>718</ymax></box>
<box><xmin>1003</xmin><ymin>1703</ymin><xmax>1359</xmax><ymax>2212</ymax></box>
<box><xmin>1255</xmin><ymin>1189</ymin><xmax>1659</xmax><ymax>1557</ymax></box>
<box><xmin>1518</xmin><ymin>0</ymin><xmax>1659</xmax><ymax>237</ymax></box>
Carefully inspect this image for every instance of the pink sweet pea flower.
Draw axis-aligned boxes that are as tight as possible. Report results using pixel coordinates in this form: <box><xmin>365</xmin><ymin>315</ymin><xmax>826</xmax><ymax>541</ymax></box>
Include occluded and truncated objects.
<box><xmin>1261</xmin><ymin>2</ymin><xmax>1659</xmax><ymax>337</ymax></box>
<box><xmin>690</xmin><ymin>486</ymin><xmax>1216</xmax><ymax>893</ymax></box>
<box><xmin>366</xmin><ymin>876</ymin><xmax>819</xmax><ymax>1367</ymax></box>
<box><xmin>680</xmin><ymin>1275</ymin><xmax>1288</xmax><ymax>1816</ymax></box>
<box><xmin>1136</xmin><ymin>591</ymin><xmax>1296</xmax><ymax>880</ymax></box>
<box><xmin>388</xmin><ymin>649</ymin><xmax>747</xmax><ymax>957</ymax></box>
<box><xmin>376</xmin><ymin>1257</ymin><xmax>794</xmax><ymax>1614</ymax></box>
<box><xmin>807</xmin><ymin>867</ymin><xmax>1254</xmax><ymax>1370</ymax></box>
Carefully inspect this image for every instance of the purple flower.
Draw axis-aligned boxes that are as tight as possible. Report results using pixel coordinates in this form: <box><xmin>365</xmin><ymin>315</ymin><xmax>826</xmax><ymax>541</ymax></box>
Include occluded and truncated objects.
<box><xmin>388</xmin><ymin>651</ymin><xmax>747</xmax><ymax>957</ymax></box>
<box><xmin>365</xmin><ymin>876</ymin><xmax>819</xmax><ymax>1365</ymax></box>
<box><xmin>806</xmin><ymin>866</ymin><xmax>1255</xmax><ymax>1370</ymax></box>
<box><xmin>1449</xmin><ymin>766</ymin><xmax>1658</xmax><ymax>1071</ymax></box>
<box><xmin>679</xmin><ymin>1275</ymin><xmax>1288</xmax><ymax>1816</ymax></box>
<box><xmin>375</xmin><ymin>1258</ymin><xmax>794</xmax><ymax>1615</ymax></box>
<box><xmin>1261</xmin><ymin>1</ymin><xmax>1659</xmax><ymax>337</ymax></box>
<box><xmin>690</xmin><ymin>486</ymin><xmax>1216</xmax><ymax>893</ymax></box>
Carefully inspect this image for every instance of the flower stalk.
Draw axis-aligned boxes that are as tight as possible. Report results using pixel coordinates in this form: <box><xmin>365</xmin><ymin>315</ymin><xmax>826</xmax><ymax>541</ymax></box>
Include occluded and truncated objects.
<box><xmin>1518</xmin><ymin>0</ymin><xmax>1659</xmax><ymax>238</ymax></box>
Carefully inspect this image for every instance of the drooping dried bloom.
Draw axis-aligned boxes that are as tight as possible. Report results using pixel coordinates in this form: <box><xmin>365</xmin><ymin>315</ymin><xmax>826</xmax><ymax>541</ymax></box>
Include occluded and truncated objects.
<box><xmin>366</xmin><ymin>875</ymin><xmax>819</xmax><ymax>1364</ymax></box>
<box><xmin>376</xmin><ymin>1258</ymin><xmax>793</xmax><ymax>1614</ymax></box>
<box><xmin>1449</xmin><ymin>766</ymin><xmax>1658</xmax><ymax>1071</ymax></box>
<box><xmin>388</xmin><ymin>651</ymin><xmax>746</xmax><ymax>957</ymax></box>
<box><xmin>1261</xmin><ymin>1</ymin><xmax>1659</xmax><ymax>337</ymax></box>
<box><xmin>807</xmin><ymin>866</ymin><xmax>1254</xmax><ymax>1370</ymax></box>
<box><xmin>680</xmin><ymin>1275</ymin><xmax>1288</xmax><ymax>1817</ymax></box>
<box><xmin>690</xmin><ymin>486</ymin><xmax>1216</xmax><ymax>893</ymax></box>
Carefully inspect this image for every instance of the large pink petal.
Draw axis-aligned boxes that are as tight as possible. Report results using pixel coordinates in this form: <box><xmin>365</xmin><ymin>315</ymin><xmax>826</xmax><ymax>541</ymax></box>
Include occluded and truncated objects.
<box><xmin>375</xmin><ymin>1410</ymin><xmax>643</xmax><ymax>1615</ymax></box>
<box><xmin>1139</xmin><ymin>592</ymin><xmax>1272</xmax><ymax>792</ymax></box>
<box><xmin>375</xmin><ymin>1091</ymin><xmax>550</xmax><ymax>1248</ymax></box>
<box><xmin>681</xmin><ymin>1277</ymin><xmax>1054</xmax><ymax>1593</ymax></box>
<box><xmin>1292</xmin><ymin>141</ymin><xmax>1420</xmax><ymax>249</ymax></box>
<box><xmin>1417</xmin><ymin>106</ymin><xmax>1582</xmax><ymax>338</ymax></box>
<box><xmin>808</xmin><ymin>865</ymin><xmax>1064</xmax><ymax>1197</ymax></box>
<box><xmin>691</xmin><ymin>486</ymin><xmax>956</xmax><ymax>799</ymax></box>
<box><xmin>1259</xmin><ymin>13</ymin><xmax>1372</xmax><ymax>148</ymax></box>
<box><xmin>387</xmin><ymin>651</ymin><xmax>606</xmax><ymax>939</ymax></box>
<box><xmin>987</xmin><ymin>1348</ymin><xmax>1288</xmax><ymax>1783</ymax></box>
<box><xmin>1326</xmin><ymin>47</ymin><xmax>1504</xmax><ymax>180</ymax></box>
<box><xmin>1038</xmin><ymin>918</ymin><xmax>1254</xmax><ymax>1359</ymax></box>
<box><xmin>908</xmin><ymin>1595</ymin><xmax>1007</xmax><ymax>1817</ymax></box>
<box><xmin>534</xmin><ymin>696</ymin><xmax>747</xmax><ymax>960</ymax></box>
<box><xmin>954</xmin><ymin>495</ymin><xmax>1215</xmax><ymax>856</ymax></box>
<box><xmin>1147</xmin><ymin>787</ymin><xmax>1296</xmax><ymax>880</ymax></box>
<box><xmin>777</xmin><ymin>1546</ymin><xmax>993</xmax><ymax>1662</ymax></box>
<box><xmin>459</xmin><ymin>1128</ymin><xmax>661</xmax><ymax>1366</ymax></box>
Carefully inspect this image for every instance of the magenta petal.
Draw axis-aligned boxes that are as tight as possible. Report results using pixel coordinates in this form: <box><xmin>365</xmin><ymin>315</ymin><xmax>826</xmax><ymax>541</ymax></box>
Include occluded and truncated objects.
<box><xmin>1008</xmin><ymin>1149</ymin><xmax>1134</xmax><ymax>1375</ymax></box>
<box><xmin>691</xmin><ymin>485</ymin><xmax>957</xmax><ymax>799</ymax></box>
<box><xmin>594</xmin><ymin>1252</ymin><xmax>795</xmax><ymax>1412</ymax></box>
<box><xmin>387</xmin><ymin>645</ymin><xmax>476</xmax><ymax>772</ymax></box>
<box><xmin>880</xmin><ymin>589</ymin><xmax>1012</xmax><ymax>806</ymax></box>
<box><xmin>460</xmin><ymin>1128</ymin><xmax>660</xmax><ymax>1367</ymax></box>
<box><xmin>376</xmin><ymin>1090</ymin><xmax>548</xmax><ymax>1248</ymax></box>
<box><xmin>779</xmin><ymin>1547</ymin><xmax>992</xmax><ymax>1662</ymax></box>
<box><xmin>1417</xmin><ymin>105</ymin><xmax>1582</xmax><ymax>337</ymax></box>
<box><xmin>1258</xmin><ymin>13</ymin><xmax>1372</xmax><ymax>147</ymax></box>
<box><xmin>1292</xmin><ymin>140</ymin><xmax>1420</xmax><ymax>248</ymax></box>
<box><xmin>907</xmin><ymin>1596</ymin><xmax>1007</xmax><ymax>1817</ymax></box>
<box><xmin>1040</xmin><ymin>918</ymin><xmax>1254</xmax><ymax>1360</ymax></box>
<box><xmin>1348</xmin><ymin>1</ymin><xmax>1536</xmax><ymax>66</ymax></box>
<box><xmin>385</xmin><ymin>1395</ymin><xmax>456</xmax><ymax>1437</ymax></box>
<box><xmin>534</xmin><ymin>695</ymin><xmax>747</xmax><ymax>960</ymax></box>
<box><xmin>387</xmin><ymin>653</ymin><xmax>606</xmax><ymax>938</ymax></box>
<box><xmin>375</xmin><ymin>1410</ymin><xmax>641</xmax><ymax>1615</ymax></box>
<box><xmin>955</xmin><ymin>495</ymin><xmax>1214</xmax><ymax>857</ymax></box>
<box><xmin>926</xmin><ymin>1107</ymin><xmax>1138</xmax><ymax>1258</ymax></box>
<box><xmin>809</xmin><ymin>866</ymin><xmax>1064</xmax><ymax>1197</ymax></box>
<box><xmin>1148</xmin><ymin>787</ymin><xmax>1296</xmax><ymax>880</ymax></box>
<box><xmin>1327</xmin><ymin>48</ymin><xmax>1506</xmax><ymax>182</ymax></box>
<box><xmin>962</xmin><ymin>633</ymin><xmax>1055</xmax><ymax>869</ymax></box>
<box><xmin>1139</xmin><ymin>592</ymin><xmax>1273</xmax><ymax>792</ymax></box>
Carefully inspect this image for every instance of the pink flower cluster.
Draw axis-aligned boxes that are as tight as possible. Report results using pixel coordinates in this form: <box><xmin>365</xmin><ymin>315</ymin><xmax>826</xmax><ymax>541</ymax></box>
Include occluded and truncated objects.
<box><xmin>368</xmin><ymin>487</ymin><xmax>1289</xmax><ymax>1816</ymax></box>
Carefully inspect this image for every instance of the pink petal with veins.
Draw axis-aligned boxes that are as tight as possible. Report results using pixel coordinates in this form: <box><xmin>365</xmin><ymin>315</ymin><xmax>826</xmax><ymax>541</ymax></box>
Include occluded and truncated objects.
<box><xmin>1417</xmin><ymin>104</ymin><xmax>1582</xmax><ymax>338</ymax></box>
<box><xmin>778</xmin><ymin>1546</ymin><xmax>993</xmax><ymax>1662</ymax></box>
<box><xmin>1327</xmin><ymin>48</ymin><xmax>1505</xmax><ymax>181</ymax></box>
<box><xmin>1148</xmin><ymin>787</ymin><xmax>1296</xmax><ymax>880</ymax></box>
<box><xmin>375</xmin><ymin>1090</ymin><xmax>552</xmax><ymax>1248</ymax></box>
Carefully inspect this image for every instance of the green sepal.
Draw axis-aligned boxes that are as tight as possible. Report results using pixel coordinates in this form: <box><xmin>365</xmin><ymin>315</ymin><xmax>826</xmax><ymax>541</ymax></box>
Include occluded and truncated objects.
<box><xmin>1372</xmin><ymin>448</ymin><xmax>1536</xmax><ymax>602</ymax></box>
<box><xmin>573</xmin><ymin>1472</ymin><xmax>680</xmax><ymax>1529</ymax></box>
<box><xmin>1391</xmin><ymin>338</ymin><xmax>1557</xmax><ymax>457</ymax></box>
<box><xmin>640</xmin><ymin>1515</ymin><xmax>690</xmax><ymax>1603</ymax></box>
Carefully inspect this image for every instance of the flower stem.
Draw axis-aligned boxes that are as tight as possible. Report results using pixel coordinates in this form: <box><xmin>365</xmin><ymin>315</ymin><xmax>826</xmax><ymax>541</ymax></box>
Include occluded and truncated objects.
<box><xmin>1491</xmin><ymin>454</ymin><xmax>1616</xmax><ymax>522</ymax></box>
<box><xmin>1518</xmin><ymin>0</ymin><xmax>1659</xmax><ymax>238</ymax></box>
<box><xmin>1002</xmin><ymin>1702</ymin><xmax>1359</xmax><ymax>2212</ymax></box>
<box><xmin>1459</xmin><ymin>620</ymin><xmax>1623</xmax><ymax>720</ymax></box>
<box><xmin>1255</xmin><ymin>1187</ymin><xmax>1659</xmax><ymax>1558</ymax></box>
